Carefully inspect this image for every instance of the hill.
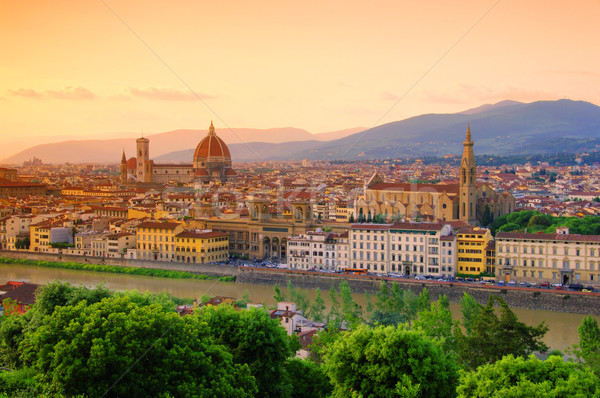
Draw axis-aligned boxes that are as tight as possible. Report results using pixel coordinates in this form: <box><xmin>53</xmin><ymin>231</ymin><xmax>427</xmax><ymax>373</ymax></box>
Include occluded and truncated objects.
<box><xmin>5</xmin><ymin>99</ymin><xmax>600</xmax><ymax>164</ymax></box>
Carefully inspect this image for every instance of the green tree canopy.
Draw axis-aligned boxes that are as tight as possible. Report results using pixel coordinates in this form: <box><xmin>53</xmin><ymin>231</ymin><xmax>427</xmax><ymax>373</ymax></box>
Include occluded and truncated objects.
<box><xmin>574</xmin><ymin>315</ymin><xmax>600</xmax><ymax>377</ymax></box>
<box><xmin>455</xmin><ymin>296</ymin><xmax>548</xmax><ymax>369</ymax></box>
<box><xmin>21</xmin><ymin>296</ymin><xmax>257</xmax><ymax>397</ymax></box>
<box><xmin>199</xmin><ymin>305</ymin><xmax>294</xmax><ymax>398</ymax></box>
<box><xmin>457</xmin><ymin>355</ymin><xmax>600</xmax><ymax>398</ymax></box>
<box><xmin>322</xmin><ymin>325</ymin><xmax>459</xmax><ymax>398</ymax></box>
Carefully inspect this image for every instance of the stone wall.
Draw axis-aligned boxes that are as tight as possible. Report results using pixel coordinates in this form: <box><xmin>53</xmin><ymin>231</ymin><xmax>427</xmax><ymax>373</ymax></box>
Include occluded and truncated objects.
<box><xmin>237</xmin><ymin>267</ymin><xmax>600</xmax><ymax>315</ymax></box>
<box><xmin>0</xmin><ymin>250</ymin><xmax>238</xmax><ymax>277</ymax></box>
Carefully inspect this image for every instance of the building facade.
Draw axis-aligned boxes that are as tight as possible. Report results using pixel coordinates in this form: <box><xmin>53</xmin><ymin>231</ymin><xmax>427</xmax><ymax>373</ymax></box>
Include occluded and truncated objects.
<box><xmin>348</xmin><ymin>222</ymin><xmax>457</xmax><ymax>277</ymax></box>
<box><xmin>496</xmin><ymin>227</ymin><xmax>600</xmax><ymax>284</ymax></box>
<box><xmin>456</xmin><ymin>227</ymin><xmax>493</xmax><ymax>275</ymax></box>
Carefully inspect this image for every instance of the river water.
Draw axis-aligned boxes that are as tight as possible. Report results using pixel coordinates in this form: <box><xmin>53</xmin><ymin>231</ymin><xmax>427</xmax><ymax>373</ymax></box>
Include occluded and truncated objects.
<box><xmin>2</xmin><ymin>264</ymin><xmax>598</xmax><ymax>353</ymax></box>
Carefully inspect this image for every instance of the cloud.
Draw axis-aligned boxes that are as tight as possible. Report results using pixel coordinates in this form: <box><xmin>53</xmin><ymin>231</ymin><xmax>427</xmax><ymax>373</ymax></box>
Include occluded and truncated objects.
<box><xmin>127</xmin><ymin>87</ymin><xmax>216</xmax><ymax>101</ymax></box>
<box><xmin>8</xmin><ymin>88</ymin><xmax>44</xmax><ymax>98</ymax></box>
<box><xmin>421</xmin><ymin>84</ymin><xmax>556</xmax><ymax>105</ymax></box>
<box><xmin>7</xmin><ymin>86</ymin><xmax>95</xmax><ymax>100</ymax></box>
<box><xmin>46</xmin><ymin>86</ymin><xmax>96</xmax><ymax>100</ymax></box>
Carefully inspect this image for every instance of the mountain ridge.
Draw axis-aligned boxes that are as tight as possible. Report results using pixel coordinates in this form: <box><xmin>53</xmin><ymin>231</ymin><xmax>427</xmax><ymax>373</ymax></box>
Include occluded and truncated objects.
<box><xmin>5</xmin><ymin>99</ymin><xmax>600</xmax><ymax>164</ymax></box>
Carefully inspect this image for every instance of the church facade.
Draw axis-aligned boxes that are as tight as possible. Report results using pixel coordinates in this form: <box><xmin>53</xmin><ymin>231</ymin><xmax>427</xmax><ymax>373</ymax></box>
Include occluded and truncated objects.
<box><xmin>120</xmin><ymin>122</ymin><xmax>236</xmax><ymax>185</ymax></box>
<box><xmin>356</xmin><ymin>126</ymin><xmax>515</xmax><ymax>225</ymax></box>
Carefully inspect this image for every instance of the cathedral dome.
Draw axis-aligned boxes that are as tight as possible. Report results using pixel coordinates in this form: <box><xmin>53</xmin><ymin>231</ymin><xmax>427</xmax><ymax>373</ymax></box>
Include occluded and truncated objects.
<box><xmin>193</xmin><ymin>122</ymin><xmax>231</xmax><ymax>163</ymax></box>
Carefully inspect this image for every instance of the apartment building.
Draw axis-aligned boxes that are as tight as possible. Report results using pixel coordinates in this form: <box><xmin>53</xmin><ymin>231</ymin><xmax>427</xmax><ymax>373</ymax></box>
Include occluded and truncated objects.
<box><xmin>496</xmin><ymin>227</ymin><xmax>600</xmax><ymax>284</ymax></box>
<box><xmin>173</xmin><ymin>230</ymin><xmax>229</xmax><ymax>264</ymax></box>
<box><xmin>349</xmin><ymin>222</ymin><xmax>456</xmax><ymax>277</ymax></box>
<box><xmin>136</xmin><ymin>222</ymin><xmax>184</xmax><ymax>261</ymax></box>
<box><xmin>287</xmin><ymin>231</ymin><xmax>349</xmax><ymax>270</ymax></box>
<box><xmin>456</xmin><ymin>227</ymin><xmax>493</xmax><ymax>275</ymax></box>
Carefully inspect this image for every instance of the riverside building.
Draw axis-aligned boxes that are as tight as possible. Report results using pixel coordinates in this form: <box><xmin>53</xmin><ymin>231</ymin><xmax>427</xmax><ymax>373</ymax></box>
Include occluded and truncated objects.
<box><xmin>496</xmin><ymin>227</ymin><xmax>600</xmax><ymax>284</ymax></box>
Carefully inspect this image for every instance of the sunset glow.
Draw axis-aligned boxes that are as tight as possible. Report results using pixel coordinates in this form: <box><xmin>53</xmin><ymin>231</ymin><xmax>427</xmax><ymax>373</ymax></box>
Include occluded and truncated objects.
<box><xmin>2</xmin><ymin>0</ymin><xmax>600</xmax><ymax>152</ymax></box>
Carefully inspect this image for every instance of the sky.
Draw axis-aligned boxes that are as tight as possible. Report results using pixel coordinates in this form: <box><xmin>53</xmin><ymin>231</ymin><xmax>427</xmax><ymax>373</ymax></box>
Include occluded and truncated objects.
<box><xmin>1</xmin><ymin>0</ymin><xmax>600</xmax><ymax>153</ymax></box>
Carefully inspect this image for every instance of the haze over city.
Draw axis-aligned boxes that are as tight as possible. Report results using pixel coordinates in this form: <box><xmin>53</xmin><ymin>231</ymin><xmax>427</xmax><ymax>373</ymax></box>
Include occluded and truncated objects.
<box><xmin>2</xmin><ymin>0</ymin><xmax>600</xmax><ymax>154</ymax></box>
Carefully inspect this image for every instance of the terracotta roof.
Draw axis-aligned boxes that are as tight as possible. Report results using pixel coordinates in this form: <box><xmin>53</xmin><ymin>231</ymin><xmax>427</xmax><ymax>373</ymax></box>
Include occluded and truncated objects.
<box><xmin>368</xmin><ymin>182</ymin><xmax>459</xmax><ymax>195</ymax></box>
<box><xmin>193</xmin><ymin>124</ymin><xmax>231</xmax><ymax>161</ymax></box>
<box><xmin>126</xmin><ymin>158</ymin><xmax>137</xmax><ymax>169</ymax></box>
<box><xmin>136</xmin><ymin>221</ymin><xmax>182</xmax><ymax>230</ymax></box>
<box><xmin>0</xmin><ymin>282</ymin><xmax>40</xmax><ymax>305</ymax></box>
<box><xmin>391</xmin><ymin>222</ymin><xmax>447</xmax><ymax>231</ymax></box>
<box><xmin>496</xmin><ymin>231</ymin><xmax>600</xmax><ymax>243</ymax></box>
<box><xmin>176</xmin><ymin>230</ymin><xmax>228</xmax><ymax>239</ymax></box>
<box><xmin>350</xmin><ymin>224</ymin><xmax>392</xmax><ymax>230</ymax></box>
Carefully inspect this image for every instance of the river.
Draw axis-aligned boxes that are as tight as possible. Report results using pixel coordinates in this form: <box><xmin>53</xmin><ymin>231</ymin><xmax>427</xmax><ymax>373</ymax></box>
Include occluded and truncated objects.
<box><xmin>2</xmin><ymin>264</ymin><xmax>598</xmax><ymax>353</ymax></box>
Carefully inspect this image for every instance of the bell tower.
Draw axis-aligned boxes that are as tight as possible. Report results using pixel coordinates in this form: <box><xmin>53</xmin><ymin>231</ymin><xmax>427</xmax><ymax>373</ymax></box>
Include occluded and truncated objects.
<box><xmin>459</xmin><ymin>124</ymin><xmax>477</xmax><ymax>224</ymax></box>
<box><xmin>136</xmin><ymin>136</ymin><xmax>151</xmax><ymax>183</ymax></box>
<box><xmin>120</xmin><ymin>150</ymin><xmax>127</xmax><ymax>185</ymax></box>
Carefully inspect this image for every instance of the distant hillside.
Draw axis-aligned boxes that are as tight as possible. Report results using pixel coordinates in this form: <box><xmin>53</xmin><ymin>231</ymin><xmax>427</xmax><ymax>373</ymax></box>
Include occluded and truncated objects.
<box><xmin>3</xmin><ymin>127</ymin><xmax>362</xmax><ymax>164</ymax></box>
<box><xmin>6</xmin><ymin>99</ymin><xmax>600</xmax><ymax>164</ymax></box>
<box><xmin>283</xmin><ymin>99</ymin><xmax>600</xmax><ymax>161</ymax></box>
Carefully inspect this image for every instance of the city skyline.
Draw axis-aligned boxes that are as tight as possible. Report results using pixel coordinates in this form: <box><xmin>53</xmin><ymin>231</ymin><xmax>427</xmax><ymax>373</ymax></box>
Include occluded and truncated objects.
<box><xmin>2</xmin><ymin>0</ymin><xmax>600</xmax><ymax>146</ymax></box>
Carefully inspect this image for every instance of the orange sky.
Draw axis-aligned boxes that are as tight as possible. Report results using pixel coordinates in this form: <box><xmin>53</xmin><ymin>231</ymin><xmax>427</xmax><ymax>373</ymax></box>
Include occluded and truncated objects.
<box><xmin>1</xmin><ymin>0</ymin><xmax>600</xmax><ymax>152</ymax></box>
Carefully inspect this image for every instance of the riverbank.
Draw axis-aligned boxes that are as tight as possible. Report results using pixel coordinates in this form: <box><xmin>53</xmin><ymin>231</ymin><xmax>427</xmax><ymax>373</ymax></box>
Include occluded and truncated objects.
<box><xmin>0</xmin><ymin>255</ymin><xmax>235</xmax><ymax>282</ymax></box>
<box><xmin>237</xmin><ymin>267</ymin><xmax>600</xmax><ymax>315</ymax></box>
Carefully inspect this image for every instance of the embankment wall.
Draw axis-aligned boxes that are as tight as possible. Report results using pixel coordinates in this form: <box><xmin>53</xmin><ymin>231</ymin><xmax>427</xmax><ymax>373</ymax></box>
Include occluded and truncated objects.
<box><xmin>237</xmin><ymin>267</ymin><xmax>600</xmax><ymax>315</ymax></box>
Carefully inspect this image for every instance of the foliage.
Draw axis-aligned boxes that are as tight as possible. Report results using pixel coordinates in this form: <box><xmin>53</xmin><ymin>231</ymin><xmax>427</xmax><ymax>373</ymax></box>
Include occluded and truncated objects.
<box><xmin>338</xmin><ymin>280</ymin><xmax>362</xmax><ymax>326</ymax></box>
<box><xmin>481</xmin><ymin>205</ymin><xmax>492</xmax><ymax>227</ymax></box>
<box><xmin>49</xmin><ymin>242</ymin><xmax>75</xmax><ymax>249</ymax></box>
<box><xmin>287</xmin><ymin>280</ymin><xmax>310</xmax><ymax>314</ymax></box>
<box><xmin>283</xmin><ymin>358</ymin><xmax>332</xmax><ymax>398</ymax></box>
<box><xmin>14</xmin><ymin>238</ymin><xmax>30</xmax><ymax>250</ymax></box>
<box><xmin>455</xmin><ymin>296</ymin><xmax>548</xmax><ymax>369</ymax></box>
<box><xmin>573</xmin><ymin>316</ymin><xmax>600</xmax><ymax>377</ymax></box>
<box><xmin>413</xmin><ymin>294</ymin><xmax>457</xmax><ymax>352</ymax></box>
<box><xmin>459</xmin><ymin>292</ymin><xmax>481</xmax><ymax>337</ymax></box>
<box><xmin>371</xmin><ymin>282</ymin><xmax>425</xmax><ymax>326</ymax></box>
<box><xmin>308</xmin><ymin>288</ymin><xmax>326</xmax><ymax>322</ymax></box>
<box><xmin>322</xmin><ymin>325</ymin><xmax>459</xmax><ymax>398</ymax></box>
<box><xmin>457</xmin><ymin>355</ymin><xmax>600</xmax><ymax>398</ymax></box>
<box><xmin>20</xmin><ymin>296</ymin><xmax>257</xmax><ymax>397</ymax></box>
<box><xmin>491</xmin><ymin>210</ymin><xmax>600</xmax><ymax>235</ymax></box>
<box><xmin>273</xmin><ymin>284</ymin><xmax>286</xmax><ymax>302</ymax></box>
<box><xmin>200</xmin><ymin>305</ymin><xmax>294</xmax><ymax>398</ymax></box>
<box><xmin>0</xmin><ymin>312</ymin><xmax>32</xmax><ymax>369</ymax></box>
<box><xmin>0</xmin><ymin>257</ymin><xmax>234</xmax><ymax>282</ymax></box>
<box><xmin>0</xmin><ymin>367</ymin><xmax>39</xmax><ymax>398</ymax></box>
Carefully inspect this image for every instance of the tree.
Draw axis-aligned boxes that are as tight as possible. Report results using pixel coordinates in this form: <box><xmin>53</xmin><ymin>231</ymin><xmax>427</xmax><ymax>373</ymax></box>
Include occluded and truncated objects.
<box><xmin>413</xmin><ymin>294</ymin><xmax>457</xmax><ymax>352</ymax></box>
<box><xmin>308</xmin><ymin>288</ymin><xmax>326</xmax><ymax>322</ymax></box>
<box><xmin>323</xmin><ymin>325</ymin><xmax>459</xmax><ymax>398</ymax></box>
<box><xmin>273</xmin><ymin>284</ymin><xmax>286</xmax><ymax>302</ymax></box>
<box><xmin>348</xmin><ymin>213</ymin><xmax>355</xmax><ymax>223</ymax></box>
<box><xmin>338</xmin><ymin>280</ymin><xmax>362</xmax><ymax>326</ymax></box>
<box><xmin>366</xmin><ymin>210</ymin><xmax>372</xmax><ymax>223</ymax></box>
<box><xmin>459</xmin><ymin>292</ymin><xmax>480</xmax><ymax>336</ymax></box>
<box><xmin>574</xmin><ymin>316</ymin><xmax>600</xmax><ymax>377</ymax></box>
<box><xmin>455</xmin><ymin>296</ymin><xmax>548</xmax><ymax>369</ymax></box>
<box><xmin>327</xmin><ymin>286</ymin><xmax>343</xmax><ymax>327</ymax></box>
<box><xmin>200</xmin><ymin>305</ymin><xmax>294</xmax><ymax>398</ymax></box>
<box><xmin>457</xmin><ymin>355</ymin><xmax>600</xmax><ymax>398</ymax></box>
<box><xmin>283</xmin><ymin>359</ymin><xmax>332</xmax><ymax>398</ymax></box>
<box><xmin>481</xmin><ymin>205</ymin><xmax>491</xmax><ymax>227</ymax></box>
<box><xmin>21</xmin><ymin>296</ymin><xmax>257</xmax><ymax>397</ymax></box>
<box><xmin>287</xmin><ymin>280</ymin><xmax>309</xmax><ymax>314</ymax></box>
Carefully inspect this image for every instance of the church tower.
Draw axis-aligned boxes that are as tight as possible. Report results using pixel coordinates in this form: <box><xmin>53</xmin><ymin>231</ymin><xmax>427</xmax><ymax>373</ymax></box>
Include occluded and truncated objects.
<box><xmin>136</xmin><ymin>136</ymin><xmax>151</xmax><ymax>183</ymax></box>
<box><xmin>120</xmin><ymin>150</ymin><xmax>127</xmax><ymax>185</ymax></box>
<box><xmin>459</xmin><ymin>124</ymin><xmax>477</xmax><ymax>224</ymax></box>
